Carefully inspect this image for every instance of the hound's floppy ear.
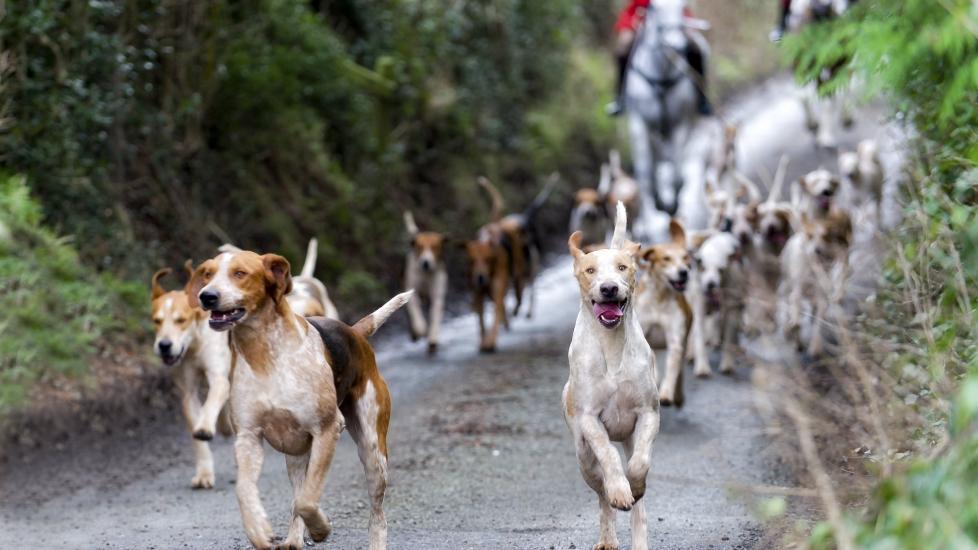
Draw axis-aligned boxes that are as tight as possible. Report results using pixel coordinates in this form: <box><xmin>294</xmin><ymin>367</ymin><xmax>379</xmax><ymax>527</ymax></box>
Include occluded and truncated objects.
<box><xmin>186</xmin><ymin>261</ymin><xmax>211</xmax><ymax>310</ymax></box>
<box><xmin>262</xmin><ymin>254</ymin><xmax>292</xmax><ymax>303</ymax></box>
<box><xmin>568</xmin><ymin>231</ymin><xmax>585</xmax><ymax>260</ymax></box>
<box><xmin>151</xmin><ymin>268</ymin><xmax>172</xmax><ymax>300</ymax></box>
<box><xmin>623</xmin><ymin>239</ymin><xmax>642</xmax><ymax>257</ymax></box>
<box><xmin>640</xmin><ymin>246</ymin><xmax>657</xmax><ymax>262</ymax></box>
<box><xmin>183</xmin><ymin>260</ymin><xmax>194</xmax><ymax>282</ymax></box>
<box><xmin>668</xmin><ymin>219</ymin><xmax>687</xmax><ymax>247</ymax></box>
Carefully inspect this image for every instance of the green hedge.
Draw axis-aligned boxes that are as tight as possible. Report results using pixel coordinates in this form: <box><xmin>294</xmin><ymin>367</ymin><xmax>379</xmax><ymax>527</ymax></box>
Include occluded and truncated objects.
<box><xmin>0</xmin><ymin>0</ymin><xmax>615</xmax><ymax>314</ymax></box>
<box><xmin>0</xmin><ymin>174</ymin><xmax>142</xmax><ymax>411</ymax></box>
<box><xmin>783</xmin><ymin>1</ymin><xmax>978</xmax><ymax>547</ymax></box>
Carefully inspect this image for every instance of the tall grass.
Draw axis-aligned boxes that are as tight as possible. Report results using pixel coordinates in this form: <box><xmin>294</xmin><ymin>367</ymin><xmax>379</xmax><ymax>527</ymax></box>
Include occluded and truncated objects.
<box><xmin>773</xmin><ymin>0</ymin><xmax>978</xmax><ymax>546</ymax></box>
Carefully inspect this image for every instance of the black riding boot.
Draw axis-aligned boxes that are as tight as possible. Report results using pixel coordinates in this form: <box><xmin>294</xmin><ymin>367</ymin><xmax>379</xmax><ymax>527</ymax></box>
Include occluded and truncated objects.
<box><xmin>686</xmin><ymin>45</ymin><xmax>713</xmax><ymax>116</ymax></box>
<box><xmin>606</xmin><ymin>53</ymin><xmax>629</xmax><ymax>117</ymax></box>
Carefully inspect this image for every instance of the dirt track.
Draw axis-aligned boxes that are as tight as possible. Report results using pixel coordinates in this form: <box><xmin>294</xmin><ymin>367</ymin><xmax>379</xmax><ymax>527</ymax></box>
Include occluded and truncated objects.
<box><xmin>0</xmin><ymin>76</ymin><xmax>899</xmax><ymax>549</ymax></box>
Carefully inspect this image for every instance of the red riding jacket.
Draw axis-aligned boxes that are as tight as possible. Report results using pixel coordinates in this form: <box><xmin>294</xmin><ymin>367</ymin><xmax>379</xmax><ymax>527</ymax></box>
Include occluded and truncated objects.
<box><xmin>614</xmin><ymin>0</ymin><xmax>693</xmax><ymax>33</ymax></box>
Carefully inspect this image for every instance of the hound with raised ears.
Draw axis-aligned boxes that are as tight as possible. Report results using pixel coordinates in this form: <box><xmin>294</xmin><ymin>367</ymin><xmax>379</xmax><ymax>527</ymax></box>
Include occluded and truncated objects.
<box><xmin>780</xmin><ymin>208</ymin><xmax>852</xmax><ymax>357</ymax></box>
<box><xmin>564</xmin><ymin>202</ymin><xmax>660</xmax><ymax>550</ymax></box>
<box><xmin>188</xmin><ymin>250</ymin><xmax>410</xmax><ymax>550</ymax></box>
<box><xmin>402</xmin><ymin>210</ymin><xmax>447</xmax><ymax>354</ymax></box>
<box><xmin>150</xmin><ymin>264</ymin><xmax>231</xmax><ymax>489</ymax></box>
<box><xmin>635</xmin><ymin>219</ymin><xmax>693</xmax><ymax>408</ymax></box>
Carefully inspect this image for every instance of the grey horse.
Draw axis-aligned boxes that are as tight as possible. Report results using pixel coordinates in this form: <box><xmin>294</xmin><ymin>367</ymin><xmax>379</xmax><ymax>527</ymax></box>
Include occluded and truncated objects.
<box><xmin>624</xmin><ymin>0</ymin><xmax>706</xmax><ymax>232</ymax></box>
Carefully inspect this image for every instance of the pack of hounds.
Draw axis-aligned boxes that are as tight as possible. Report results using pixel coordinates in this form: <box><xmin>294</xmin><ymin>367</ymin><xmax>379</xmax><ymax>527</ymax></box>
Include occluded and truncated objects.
<box><xmin>147</xmin><ymin>131</ymin><xmax>883</xmax><ymax>549</ymax></box>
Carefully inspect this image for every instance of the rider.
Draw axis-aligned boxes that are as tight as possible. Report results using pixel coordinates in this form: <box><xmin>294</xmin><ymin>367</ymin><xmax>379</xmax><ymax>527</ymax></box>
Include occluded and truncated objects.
<box><xmin>607</xmin><ymin>0</ymin><xmax>712</xmax><ymax>117</ymax></box>
<box><xmin>770</xmin><ymin>0</ymin><xmax>792</xmax><ymax>42</ymax></box>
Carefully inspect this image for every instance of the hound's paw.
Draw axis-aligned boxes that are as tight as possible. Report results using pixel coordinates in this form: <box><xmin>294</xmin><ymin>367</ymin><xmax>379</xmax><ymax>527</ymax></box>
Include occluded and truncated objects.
<box><xmin>479</xmin><ymin>342</ymin><xmax>497</xmax><ymax>354</ymax></box>
<box><xmin>191</xmin><ymin>471</ymin><xmax>215</xmax><ymax>489</ymax></box>
<box><xmin>658</xmin><ymin>386</ymin><xmax>674</xmax><ymax>407</ymax></box>
<box><xmin>274</xmin><ymin>539</ymin><xmax>304</xmax><ymax>550</ymax></box>
<box><xmin>693</xmin><ymin>362</ymin><xmax>712</xmax><ymax>379</ymax></box>
<box><xmin>192</xmin><ymin>427</ymin><xmax>214</xmax><ymax>441</ymax></box>
<box><xmin>298</xmin><ymin>507</ymin><xmax>332</xmax><ymax>543</ymax></box>
<box><xmin>605</xmin><ymin>479</ymin><xmax>635</xmax><ymax>511</ymax></box>
<box><xmin>427</xmin><ymin>342</ymin><xmax>439</xmax><ymax>355</ymax></box>
<box><xmin>245</xmin><ymin>521</ymin><xmax>275</xmax><ymax>550</ymax></box>
<box><xmin>593</xmin><ymin>542</ymin><xmax>620</xmax><ymax>550</ymax></box>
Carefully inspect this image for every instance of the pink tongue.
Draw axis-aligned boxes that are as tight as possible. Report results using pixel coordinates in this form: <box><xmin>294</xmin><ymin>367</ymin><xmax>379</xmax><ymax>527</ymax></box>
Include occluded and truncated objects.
<box><xmin>593</xmin><ymin>302</ymin><xmax>623</xmax><ymax>321</ymax></box>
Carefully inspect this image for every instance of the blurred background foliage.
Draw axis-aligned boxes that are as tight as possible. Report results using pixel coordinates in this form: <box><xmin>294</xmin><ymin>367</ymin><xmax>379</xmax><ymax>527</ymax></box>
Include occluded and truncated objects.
<box><xmin>0</xmin><ymin>0</ymin><xmax>617</xmax><ymax>308</ymax></box>
<box><xmin>0</xmin><ymin>0</ymin><xmax>778</xmax><ymax>412</ymax></box>
<box><xmin>783</xmin><ymin>0</ymin><xmax>978</xmax><ymax>547</ymax></box>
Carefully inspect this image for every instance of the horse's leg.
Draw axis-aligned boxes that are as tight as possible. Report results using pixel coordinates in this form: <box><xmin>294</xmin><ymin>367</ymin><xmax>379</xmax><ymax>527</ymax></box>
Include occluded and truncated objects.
<box><xmin>628</xmin><ymin>113</ymin><xmax>656</xmax><ymax>239</ymax></box>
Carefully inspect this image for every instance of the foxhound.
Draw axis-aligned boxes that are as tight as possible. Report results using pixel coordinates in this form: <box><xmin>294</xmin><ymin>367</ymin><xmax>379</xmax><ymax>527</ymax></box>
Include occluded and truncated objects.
<box><xmin>150</xmin><ymin>264</ymin><xmax>231</xmax><ymax>489</ymax></box>
<box><xmin>564</xmin><ymin>202</ymin><xmax>660</xmax><ymax>550</ymax></box>
<box><xmin>188</xmin><ymin>250</ymin><xmax>410</xmax><ymax>550</ymax></box>
<box><xmin>402</xmin><ymin>211</ymin><xmax>447</xmax><ymax>354</ymax></box>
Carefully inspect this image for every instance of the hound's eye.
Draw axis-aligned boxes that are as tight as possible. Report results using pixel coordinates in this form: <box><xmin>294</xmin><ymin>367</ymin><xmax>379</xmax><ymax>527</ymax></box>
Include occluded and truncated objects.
<box><xmin>153</xmin><ymin>318</ymin><xmax>162</xmax><ymax>325</ymax></box>
<box><xmin>174</xmin><ymin>317</ymin><xmax>186</xmax><ymax>324</ymax></box>
<box><xmin>618</xmin><ymin>264</ymin><xmax>627</xmax><ymax>272</ymax></box>
<box><xmin>586</xmin><ymin>267</ymin><xmax>596</xmax><ymax>275</ymax></box>
<box><xmin>233</xmin><ymin>270</ymin><xmax>247</xmax><ymax>279</ymax></box>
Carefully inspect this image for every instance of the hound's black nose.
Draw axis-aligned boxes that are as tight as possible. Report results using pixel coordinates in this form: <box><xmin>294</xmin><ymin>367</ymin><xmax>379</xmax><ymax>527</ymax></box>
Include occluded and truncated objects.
<box><xmin>476</xmin><ymin>274</ymin><xmax>488</xmax><ymax>287</ymax></box>
<box><xmin>420</xmin><ymin>259</ymin><xmax>433</xmax><ymax>272</ymax></box>
<box><xmin>706</xmin><ymin>280</ymin><xmax>717</xmax><ymax>291</ymax></box>
<box><xmin>199</xmin><ymin>290</ymin><xmax>219</xmax><ymax>310</ymax></box>
<box><xmin>599</xmin><ymin>283</ymin><xmax>619</xmax><ymax>299</ymax></box>
<box><xmin>158</xmin><ymin>339</ymin><xmax>172</xmax><ymax>354</ymax></box>
<box><xmin>721</xmin><ymin>218</ymin><xmax>733</xmax><ymax>233</ymax></box>
<box><xmin>677</xmin><ymin>269</ymin><xmax>689</xmax><ymax>282</ymax></box>
<box><xmin>821</xmin><ymin>189</ymin><xmax>834</xmax><ymax>197</ymax></box>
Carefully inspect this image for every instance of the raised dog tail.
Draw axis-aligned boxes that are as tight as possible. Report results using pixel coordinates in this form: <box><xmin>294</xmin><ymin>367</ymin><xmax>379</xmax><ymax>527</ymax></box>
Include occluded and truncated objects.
<box><xmin>353</xmin><ymin>290</ymin><xmax>414</xmax><ymax>338</ymax></box>
<box><xmin>477</xmin><ymin>177</ymin><xmax>505</xmax><ymax>223</ymax></box>
<box><xmin>610</xmin><ymin>201</ymin><xmax>628</xmax><ymax>249</ymax></box>
<box><xmin>300</xmin><ymin>237</ymin><xmax>318</xmax><ymax>278</ymax></box>
<box><xmin>522</xmin><ymin>172</ymin><xmax>559</xmax><ymax>225</ymax></box>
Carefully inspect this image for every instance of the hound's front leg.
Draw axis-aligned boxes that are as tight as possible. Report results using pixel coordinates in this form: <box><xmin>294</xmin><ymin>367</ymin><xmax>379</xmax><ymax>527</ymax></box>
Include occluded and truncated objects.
<box><xmin>691</xmin><ymin>300</ymin><xmax>711</xmax><ymax>378</ymax></box>
<box><xmin>177</xmin><ymin>368</ymin><xmax>214</xmax><ymax>489</ymax></box>
<box><xmin>405</xmin><ymin>290</ymin><xmax>428</xmax><ymax>342</ymax></box>
<box><xmin>719</xmin><ymin>309</ymin><xmax>739</xmax><ymax>374</ymax></box>
<box><xmin>194</xmin><ymin>366</ymin><xmax>230</xmax><ymax>441</ymax></box>
<box><xmin>625</xmin><ymin>410</ymin><xmax>660</xmax><ymax>503</ymax></box>
<box><xmin>284</xmin><ymin>454</ymin><xmax>310</xmax><ymax>550</ymax></box>
<box><xmin>294</xmin><ymin>417</ymin><xmax>343</xmax><ymax>542</ymax></box>
<box><xmin>579</xmin><ymin>415</ymin><xmax>633</xmax><ymax>511</ymax></box>
<box><xmin>427</xmin><ymin>270</ymin><xmax>447</xmax><ymax>354</ymax></box>
<box><xmin>234</xmin><ymin>431</ymin><xmax>274</xmax><ymax>549</ymax></box>
<box><xmin>658</xmin><ymin>316</ymin><xmax>688</xmax><ymax>407</ymax></box>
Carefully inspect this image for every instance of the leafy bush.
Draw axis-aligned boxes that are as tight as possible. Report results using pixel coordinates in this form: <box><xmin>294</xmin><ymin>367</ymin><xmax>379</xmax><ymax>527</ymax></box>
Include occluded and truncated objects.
<box><xmin>0</xmin><ymin>0</ymin><xmax>607</xmax><ymax>314</ymax></box>
<box><xmin>782</xmin><ymin>0</ymin><xmax>978</xmax><ymax>546</ymax></box>
<box><xmin>0</xmin><ymin>173</ymin><xmax>143</xmax><ymax>411</ymax></box>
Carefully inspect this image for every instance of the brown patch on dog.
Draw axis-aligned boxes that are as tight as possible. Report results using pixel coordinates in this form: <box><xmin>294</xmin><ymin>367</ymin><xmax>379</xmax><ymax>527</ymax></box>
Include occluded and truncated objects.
<box><xmin>186</xmin><ymin>258</ymin><xmax>217</xmax><ymax>309</ymax></box>
<box><xmin>259</xmin><ymin>409</ymin><xmax>312</xmax><ymax>456</ymax></box>
<box><xmin>412</xmin><ymin>232</ymin><xmax>445</xmax><ymax>260</ymax></box>
<box><xmin>564</xmin><ymin>387</ymin><xmax>575</xmax><ymax>418</ymax></box>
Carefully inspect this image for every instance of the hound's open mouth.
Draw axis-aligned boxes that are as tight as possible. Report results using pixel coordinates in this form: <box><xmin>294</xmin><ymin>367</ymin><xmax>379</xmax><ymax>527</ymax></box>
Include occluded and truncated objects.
<box><xmin>209</xmin><ymin>308</ymin><xmax>245</xmax><ymax>330</ymax></box>
<box><xmin>817</xmin><ymin>195</ymin><xmax>832</xmax><ymax>212</ymax></box>
<box><xmin>766</xmin><ymin>228</ymin><xmax>788</xmax><ymax>250</ymax></box>
<box><xmin>705</xmin><ymin>288</ymin><xmax>722</xmax><ymax>312</ymax></box>
<box><xmin>669</xmin><ymin>279</ymin><xmax>687</xmax><ymax>292</ymax></box>
<box><xmin>592</xmin><ymin>299</ymin><xmax>627</xmax><ymax>328</ymax></box>
<box><xmin>160</xmin><ymin>351</ymin><xmax>183</xmax><ymax>367</ymax></box>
